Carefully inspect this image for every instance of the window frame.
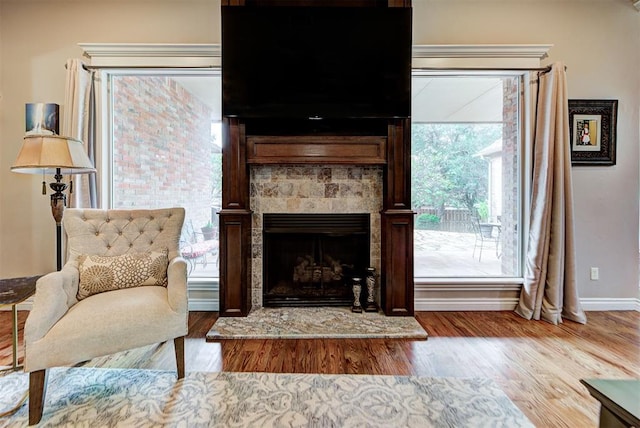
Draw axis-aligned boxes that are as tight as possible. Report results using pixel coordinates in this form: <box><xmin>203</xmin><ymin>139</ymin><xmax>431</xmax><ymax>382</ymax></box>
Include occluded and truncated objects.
<box><xmin>82</xmin><ymin>42</ymin><xmax>549</xmax><ymax>308</ymax></box>
<box><xmin>410</xmin><ymin>70</ymin><xmax>531</xmax><ymax>288</ymax></box>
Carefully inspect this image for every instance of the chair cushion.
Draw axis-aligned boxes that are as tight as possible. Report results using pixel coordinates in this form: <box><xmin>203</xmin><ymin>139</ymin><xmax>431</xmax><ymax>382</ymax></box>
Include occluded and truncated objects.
<box><xmin>77</xmin><ymin>248</ymin><xmax>169</xmax><ymax>300</ymax></box>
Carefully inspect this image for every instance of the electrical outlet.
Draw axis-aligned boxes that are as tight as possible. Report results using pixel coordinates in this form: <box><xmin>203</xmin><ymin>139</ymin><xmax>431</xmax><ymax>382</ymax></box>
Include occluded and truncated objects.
<box><xmin>590</xmin><ymin>267</ymin><xmax>599</xmax><ymax>281</ymax></box>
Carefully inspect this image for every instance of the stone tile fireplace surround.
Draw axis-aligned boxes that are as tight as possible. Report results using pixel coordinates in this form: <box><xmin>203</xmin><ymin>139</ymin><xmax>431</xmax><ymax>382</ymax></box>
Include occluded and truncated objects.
<box><xmin>250</xmin><ymin>165</ymin><xmax>383</xmax><ymax>308</ymax></box>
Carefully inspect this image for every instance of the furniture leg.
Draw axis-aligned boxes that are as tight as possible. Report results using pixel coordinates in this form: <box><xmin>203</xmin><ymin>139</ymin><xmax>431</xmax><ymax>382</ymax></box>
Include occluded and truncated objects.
<box><xmin>29</xmin><ymin>369</ymin><xmax>48</xmax><ymax>425</ymax></box>
<box><xmin>599</xmin><ymin>406</ymin><xmax>628</xmax><ymax>428</ymax></box>
<box><xmin>11</xmin><ymin>304</ymin><xmax>18</xmax><ymax>369</ymax></box>
<box><xmin>174</xmin><ymin>336</ymin><xmax>185</xmax><ymax>379</ymax></box>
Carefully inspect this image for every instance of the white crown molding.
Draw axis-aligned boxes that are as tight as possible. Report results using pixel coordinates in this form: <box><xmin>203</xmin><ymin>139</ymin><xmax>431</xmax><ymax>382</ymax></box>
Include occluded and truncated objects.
<box><xmin>78</xmin><ymin>43</ymin><xmax>221</xmax><ymax>67</ymax></box>
<box><xmin>412</xmin><ymin>44</ymin><xmax>553</xmax><ymax>69</ymax></box>
<box><xmin>413</xmin><ymin>44</ymin><xmax>552</xmax><ymax>59</ymax></box>
<box><xmin>79</xmin><ymin>43</ymin><xmax>553</xmax><ymax>69</ymax></box>
<box><xmin>79</xmin><ymin>43</ymin><xmax>221</xmax><ymax>58</ymax></box>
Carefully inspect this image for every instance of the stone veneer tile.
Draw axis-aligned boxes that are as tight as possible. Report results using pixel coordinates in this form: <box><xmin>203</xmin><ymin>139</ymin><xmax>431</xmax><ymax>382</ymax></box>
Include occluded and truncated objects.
<box><xmin>347</xmin><ymin>167</ymin><xmax>363</xmax><ymax>180</ymax></box>
<box><xmin>324</xmin><ymin>183</ymin><xmax>339</xmax><ymax>198</ymax></box>
<box><xmin>316</xmin><ymin>168</ymin><xmax>332</xmax><ymax>182</ymax></box>
<box><xmin>339</xmin><ymin>182</ymin><xmax>363</xmax><ymax>198</ymax></box>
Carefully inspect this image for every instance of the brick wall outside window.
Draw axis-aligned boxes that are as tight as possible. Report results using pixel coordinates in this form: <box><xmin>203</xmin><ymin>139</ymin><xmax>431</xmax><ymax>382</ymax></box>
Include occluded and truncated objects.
<box><xmin>112</xmin><ymin>75</ymin><xmax>219</xmax><ymax>233</ymax></box>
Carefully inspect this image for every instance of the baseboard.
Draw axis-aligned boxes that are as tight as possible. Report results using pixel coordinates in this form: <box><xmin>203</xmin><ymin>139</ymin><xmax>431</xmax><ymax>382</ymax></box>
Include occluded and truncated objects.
<box><xmin>188</xmin><ymin>298</ymin><xmax>219</xmax><ymax>312</ymax></box>
<box><xmin>5</xmin><ymin>296</ymin><xmax>639</xmax><ymax>313</ymax></box>
<box><xmin>415</xmin><ymin>297</ymin><xmax>640</xmax><ymax>312</ymax></box>
<box><xmin>579</xmin><ymin>297</ymin><xmax>640</xmax><ymax>311</ymax></box>
<box><xmin>414</xmin><ymin>297</ymin><xmax>519</xmax><ymax>311</ymax></box>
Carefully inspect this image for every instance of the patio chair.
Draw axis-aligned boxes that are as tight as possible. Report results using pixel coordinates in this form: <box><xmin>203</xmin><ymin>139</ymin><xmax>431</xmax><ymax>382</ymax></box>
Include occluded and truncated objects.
<box><xmin>470</xmin><ymin>215</ymin><xmax>500</xmax><ymax>262</ymax></box>
<box><xmin>180</xmin><ymin>219</ymin><xmax>218</xmax><ymax>274</ymax></box>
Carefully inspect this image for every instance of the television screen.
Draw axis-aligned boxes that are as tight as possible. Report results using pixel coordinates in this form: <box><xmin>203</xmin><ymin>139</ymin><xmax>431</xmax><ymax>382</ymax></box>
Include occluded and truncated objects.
<box><xmin>222</xmin><ymin>6</ymin><xmax>412</xmax><ymax>120</ymax></box>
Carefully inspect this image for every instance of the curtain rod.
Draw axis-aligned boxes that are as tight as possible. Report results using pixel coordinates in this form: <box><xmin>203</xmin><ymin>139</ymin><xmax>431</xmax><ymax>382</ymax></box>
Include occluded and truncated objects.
<box><xmin>85</xmin><ymin>65</ymin><xmax>215</xmax><ymax>70</ymax></box>
<box><xmin>70</xmin><ymin>64</ymin><xmax>561</xmax><ymax>73</ymax></box>
<box><xmin>65</xmin><ymin>63</ymin><xmax>215</xmax><ymax>71</ymax></box>
<box><xmin>414</xmin><ymin>65</ymin><xmax>555</xmax><ymax>73</ymax></box>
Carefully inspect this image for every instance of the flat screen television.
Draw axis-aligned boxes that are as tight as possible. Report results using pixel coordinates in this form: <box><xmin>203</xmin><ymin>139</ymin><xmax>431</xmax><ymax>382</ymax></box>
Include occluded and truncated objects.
<box><xmin>222</xmin><ymin>5</ymin><xmax>412</xmax><ymax>120</ymax></box>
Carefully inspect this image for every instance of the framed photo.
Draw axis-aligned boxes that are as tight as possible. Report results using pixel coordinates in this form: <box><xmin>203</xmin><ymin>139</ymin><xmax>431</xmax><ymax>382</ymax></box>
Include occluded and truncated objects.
<box><xmin>25</xmin><ymin>103</ymin><xmax>59</xmax><ymax>135</ymax></box>
<box><xmin>568</xmin><ymin>99</ymin><xmax>617</xmax><ymax>166</ymax></box>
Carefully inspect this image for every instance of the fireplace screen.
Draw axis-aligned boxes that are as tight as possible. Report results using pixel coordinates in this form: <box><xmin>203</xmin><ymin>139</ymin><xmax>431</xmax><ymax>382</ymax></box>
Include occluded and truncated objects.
<box><xmin>263</xmin><ymin>213</ymin><xmax>370</xmax><ymax>307</ymax></box>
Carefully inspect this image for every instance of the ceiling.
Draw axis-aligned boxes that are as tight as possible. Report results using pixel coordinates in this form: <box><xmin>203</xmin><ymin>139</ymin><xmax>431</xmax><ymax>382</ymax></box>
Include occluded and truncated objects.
<box><xmin>411</xmin><ymin>76</ymin><xmax>503</xmax><ymax>123</ymax></box>
<box><xmin>173</xmin><ymin>75</ymin><xmax>505</xmax><ymax>124</ymax></box>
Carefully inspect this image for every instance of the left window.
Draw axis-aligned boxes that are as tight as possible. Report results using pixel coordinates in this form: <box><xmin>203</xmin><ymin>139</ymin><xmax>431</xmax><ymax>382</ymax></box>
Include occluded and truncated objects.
<box><xmin>107</xmin><ymin>71</ymin><xmax>222</xmax><ymax>279</ymax></box>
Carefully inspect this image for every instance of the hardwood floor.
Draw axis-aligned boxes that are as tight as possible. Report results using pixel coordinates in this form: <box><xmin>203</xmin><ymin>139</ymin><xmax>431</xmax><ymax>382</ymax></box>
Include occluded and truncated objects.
<box><xmin>2</xmin><ymin>310</ymin><xmax>638</xmax><ymax>427</ymax></box>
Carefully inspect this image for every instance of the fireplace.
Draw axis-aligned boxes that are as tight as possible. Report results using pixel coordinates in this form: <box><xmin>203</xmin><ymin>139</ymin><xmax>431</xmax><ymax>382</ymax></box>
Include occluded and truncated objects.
<box><xmin>263</xmin><ymin>213</ymin><xmax>370</xmax><ymax>307</ymax></box>
<box><xmin>218</xmin><ymin>117</ymin><xmax>415</xmax><ymax>317</ymax></box>
<box><xmin>219</xmin><ymin>0</ymin><xmax>414</xmax><ymax>317</ymax></box>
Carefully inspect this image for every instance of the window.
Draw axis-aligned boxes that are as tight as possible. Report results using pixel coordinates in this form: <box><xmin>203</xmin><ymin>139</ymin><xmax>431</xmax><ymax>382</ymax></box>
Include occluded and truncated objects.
<box><xmin>107</xmin><ymin>71</ymin><xmax>222</xmax><ymax>280</ymax></box>
<box><xmin>412</xmin><ymin>73</ymin><xmax>524</xmax><ymax>279</ymax></box>
<box><xmin>105</xmin><ymin>70</ymin><xmax>524</xmax><ymax>282</ymax></box>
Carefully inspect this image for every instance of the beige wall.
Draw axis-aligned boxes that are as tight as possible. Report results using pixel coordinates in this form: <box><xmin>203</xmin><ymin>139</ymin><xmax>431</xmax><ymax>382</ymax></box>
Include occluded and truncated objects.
<box><xmin>1</xmin><ymin>0</ymin><xmax>638</xmax><ymax>306</ymax></box>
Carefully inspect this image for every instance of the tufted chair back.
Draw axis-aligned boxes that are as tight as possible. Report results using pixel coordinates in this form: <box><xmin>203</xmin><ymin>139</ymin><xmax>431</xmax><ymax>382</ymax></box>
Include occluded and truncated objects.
<box><xmin>63</xmin><ymin>207</ymin><xmax>185</xmax><ymax>265</ymax></box>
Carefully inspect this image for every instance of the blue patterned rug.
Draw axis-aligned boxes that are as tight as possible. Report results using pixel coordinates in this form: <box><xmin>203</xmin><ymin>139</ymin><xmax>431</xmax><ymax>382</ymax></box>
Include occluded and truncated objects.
<box><xmin>0</xmin><ymin>367</ymin><xmax>532</xmax><ymax>427</ymax></box>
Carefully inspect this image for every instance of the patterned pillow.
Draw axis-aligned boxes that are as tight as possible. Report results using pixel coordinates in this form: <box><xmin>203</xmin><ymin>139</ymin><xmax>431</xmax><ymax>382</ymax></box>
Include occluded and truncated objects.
<box><xmin>77</xmin><ymin>248</ymin><xmax>169</xmax><ymax>300</ymax></box>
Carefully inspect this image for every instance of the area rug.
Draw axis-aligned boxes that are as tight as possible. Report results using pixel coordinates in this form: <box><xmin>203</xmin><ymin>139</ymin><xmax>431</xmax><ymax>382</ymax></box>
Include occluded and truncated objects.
<box><xmin>0</xmin><ymin>367</ymin><xmax>532</xmax><ymax>427</ymax></box>
<box><xmin>207</xmin><ymin>307</ymin><xmax>429</xmax><ymax>340</ymax></box>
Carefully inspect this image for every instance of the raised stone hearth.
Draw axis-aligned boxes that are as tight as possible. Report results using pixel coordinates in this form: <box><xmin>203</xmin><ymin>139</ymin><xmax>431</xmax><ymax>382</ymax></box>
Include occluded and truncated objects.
<box><xmin>207</xmin><ymin>307</ymin><xmax>428</xmax><ymax>340</ymax></box>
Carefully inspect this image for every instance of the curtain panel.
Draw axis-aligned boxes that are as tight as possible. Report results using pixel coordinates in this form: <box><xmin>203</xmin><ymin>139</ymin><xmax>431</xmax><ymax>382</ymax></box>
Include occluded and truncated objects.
<box><xmin>515</xmin><ymin>62</ymin><xmax>587</xmax><ymax>325</ymax></box>
<box><xmin>63</xmin><ymin>59</ymin><xmax>97</xmax><ymax>209</ymax></box>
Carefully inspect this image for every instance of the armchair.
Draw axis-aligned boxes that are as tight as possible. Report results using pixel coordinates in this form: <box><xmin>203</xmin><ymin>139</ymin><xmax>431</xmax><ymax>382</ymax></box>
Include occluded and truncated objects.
<box><xmin>23</xmin><ymin>207</ymin><xmax>188</xmax><ymax>425</ymax></box>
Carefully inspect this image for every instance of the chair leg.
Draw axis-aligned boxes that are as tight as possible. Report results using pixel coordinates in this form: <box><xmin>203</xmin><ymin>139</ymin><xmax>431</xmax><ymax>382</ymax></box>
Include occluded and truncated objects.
<box><xmin>29</xmin><ymin>369</ymin><xmax>48</xmax><ymax>425</ymax></box>
<box><xmin>174</xmin><ymin>336</ymin><xmax>185</xmax><ymax>379</ymax></box>
<box><xmin>473</xmin><ymin>236</ymin><xmax>479</xmax><ymax>259</ymax></box>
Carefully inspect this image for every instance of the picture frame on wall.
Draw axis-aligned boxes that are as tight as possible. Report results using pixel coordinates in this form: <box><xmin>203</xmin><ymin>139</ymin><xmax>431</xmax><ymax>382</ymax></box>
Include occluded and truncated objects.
<box><xmin>25</xmin><ymin>103</ymin><xmax>59</xmax><ymax>135</ymax></box>
<box><xmin>568</xmin><ymin>99</ymin><xmax>618</xmax><ymax>166</ymax></box>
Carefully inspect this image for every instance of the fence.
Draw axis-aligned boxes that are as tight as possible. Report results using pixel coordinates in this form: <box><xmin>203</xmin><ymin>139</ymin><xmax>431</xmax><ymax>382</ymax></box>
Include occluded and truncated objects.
<box><xmin>415</xmin><ymin>207</ymin><xmax>474</xmax><ymax>233</ymax></box>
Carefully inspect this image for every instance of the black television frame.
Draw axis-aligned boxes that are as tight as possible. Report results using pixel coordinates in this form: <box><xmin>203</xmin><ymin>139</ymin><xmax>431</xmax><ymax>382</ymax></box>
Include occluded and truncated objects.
<box><xmin>221</xmin><ymin>5</ymin><xmax>412</xmax><ymax>120</ymax></box>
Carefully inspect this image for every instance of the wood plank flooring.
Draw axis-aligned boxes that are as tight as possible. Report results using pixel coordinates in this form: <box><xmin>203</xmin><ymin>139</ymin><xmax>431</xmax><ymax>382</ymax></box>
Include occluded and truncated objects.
<box><xmin>1</xmin><ymin>310</ymin><xmax>638</xmax><ymax>427</ymax></box>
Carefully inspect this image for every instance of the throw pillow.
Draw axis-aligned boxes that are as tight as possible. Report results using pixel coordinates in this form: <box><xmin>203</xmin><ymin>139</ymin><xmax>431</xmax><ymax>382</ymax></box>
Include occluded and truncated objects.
<box><xmin>77</xmin><ymin>248</ymin><xmax>169</xmax><ymax>300</ymax></box>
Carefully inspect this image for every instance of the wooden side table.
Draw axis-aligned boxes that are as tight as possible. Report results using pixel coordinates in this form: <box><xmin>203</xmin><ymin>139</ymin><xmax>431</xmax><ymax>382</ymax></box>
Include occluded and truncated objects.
<box><xmin>581</xmin><ymin>379</ymin><xmax>640</xmax><ymax>428</ymax></box>
<box><xmin>0</xmin><ymin>275</ymin><xmax>40</xmax><ymax>371</ymax></box>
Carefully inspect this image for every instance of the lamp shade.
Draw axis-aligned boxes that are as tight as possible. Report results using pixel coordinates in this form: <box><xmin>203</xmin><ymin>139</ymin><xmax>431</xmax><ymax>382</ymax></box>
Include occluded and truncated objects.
<box><xmin>11</xmin><ymin>135</ymin><xmax>95</xmax><ymax>174</ymax></box>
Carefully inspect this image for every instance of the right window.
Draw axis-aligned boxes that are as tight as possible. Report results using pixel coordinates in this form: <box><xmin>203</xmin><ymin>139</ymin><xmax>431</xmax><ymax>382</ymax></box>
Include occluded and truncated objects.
<box><xmin>412</xmin><ymin>74</ymin><xmax>523</xmax><ymax>278</ymax></box>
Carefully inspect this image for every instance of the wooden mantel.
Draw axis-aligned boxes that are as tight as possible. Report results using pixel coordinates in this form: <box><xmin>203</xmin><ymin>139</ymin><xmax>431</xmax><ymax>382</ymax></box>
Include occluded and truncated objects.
<box><xmin>218</xmin><ymin>117</ymin><xmax>415</xmax><ymax>317</ymax></box>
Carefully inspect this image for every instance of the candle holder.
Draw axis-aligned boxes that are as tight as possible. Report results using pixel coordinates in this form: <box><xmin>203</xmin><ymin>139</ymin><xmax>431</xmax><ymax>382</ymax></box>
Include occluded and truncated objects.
<box><xmin>364</xmin><ymin>267</ymin><xmax>378</xmax><ymax>312</ymax></box>
<box><xmin>351</xmin><ymin>277</ymin><xmax>363</xmax><ymax>313</ymax></box>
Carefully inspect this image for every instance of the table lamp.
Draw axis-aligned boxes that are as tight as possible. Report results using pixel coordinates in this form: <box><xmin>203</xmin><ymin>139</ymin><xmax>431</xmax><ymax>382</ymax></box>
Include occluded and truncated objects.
<box><xmin>11</xmin><ymin>135</ymin><xmax>96</xmax><ymax>270</ymax></box>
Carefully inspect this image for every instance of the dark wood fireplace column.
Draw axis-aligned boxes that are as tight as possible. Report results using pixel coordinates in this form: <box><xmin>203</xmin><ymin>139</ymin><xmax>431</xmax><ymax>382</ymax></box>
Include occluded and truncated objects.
<box><xmin>218</xmin><ymin>117</ymin><xmax>252</xmax><ymax>316</ymax></box>
<box><xmin>381</xmin><ymin>118</ymin><xmax>414</xmax><ymax>316</ymax></box>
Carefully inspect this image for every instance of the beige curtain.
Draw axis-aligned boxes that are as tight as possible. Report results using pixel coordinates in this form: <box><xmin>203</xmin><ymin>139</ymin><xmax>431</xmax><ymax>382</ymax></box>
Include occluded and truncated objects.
<box><xmin>515</xmin><ymin>62</ymin><xmax>587</xmax><ymax>325</ymax></box>
<box><xmin>63</xmin><ymin>59</ymin><xmax>97</xmax><ymax>208</ymax></box>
